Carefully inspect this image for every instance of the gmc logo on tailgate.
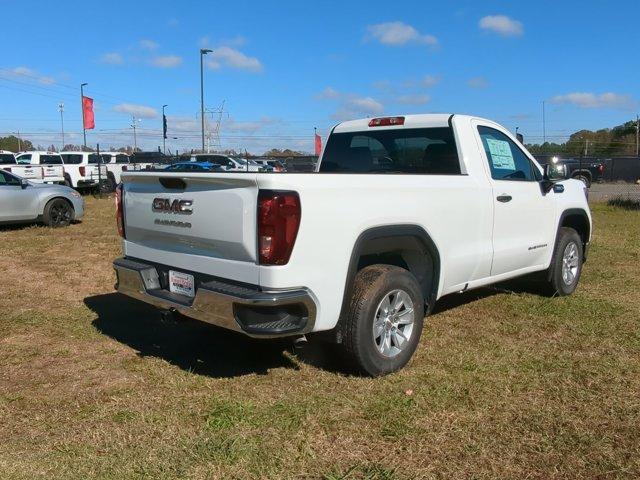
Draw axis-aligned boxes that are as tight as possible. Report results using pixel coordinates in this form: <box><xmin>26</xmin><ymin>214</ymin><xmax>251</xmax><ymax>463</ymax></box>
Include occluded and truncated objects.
<box><xmin>152</xmin><ymin>198</ymin><xmax>193</xmax><ymax>215</ymax></box>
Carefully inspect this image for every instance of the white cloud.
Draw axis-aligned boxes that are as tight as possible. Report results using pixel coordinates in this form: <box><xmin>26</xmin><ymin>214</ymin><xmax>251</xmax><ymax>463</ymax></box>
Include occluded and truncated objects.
<box><xmin>396</xmin><ymin>94</ymin><xmax>430</xmax><ymax>105</ymax></box>
<box><xmin>366</xmin><ymin>21</ymin><xmax>438</xmax><ymax>47</ymax></box>
<box><xmin>467</xmin><ymin>76</ymin><xmax>489</xmax><ymax>89</ymax></box>
<box><xmin>150</xmin><ymin>55</ymin><xmax>183</xmax><ymax>68</ymax></box>
<box><xmin>550</xmin><ymin>92</ymin><xmax>635</xmax><ymax>109</ymax></box>
<box><xmin>6</xmin><ymin>66</ymin><xmax>57</xmax><ymax>85</ymax></box>
<box><xmin>421</xmin><ymin>74</ymin><xmax>441</xmax><ymax>88</ymax></box>
<box><xmin>317</xmin><ymin>87</ymin><xmax>385</xmax><ymax>120</ymax></box>
<box><xmin>100</xmin><ymin>52</ymin><xmax>124</xmax><ymax>65</ymax></box>
<box><xmin>205</xmin><ymin>46</ymin><xmax>263</xmax><ymax>72</ymax></box>
<box><xmin>479</xmin><ymin>15</ymin><xmax>523</xmax><ymax>37</ymax></box>
<box><xmin>113</xmin><ymin>103</ymin><xmax>158</xmax><ymax>119</ymax></box>
<box><xmin>227</xmin><ymin>117</ymin><xmax>279</xmax><ymax>134</ymax></box>
<box><xmin>139</xmin><ymin>39</ymin><xmax>159</xmax><ymax>51</ymax></box>
<box><xmin>317</xmin><ymin>86</ymin><xmax>341</xmax><ymax>99</ymax></box>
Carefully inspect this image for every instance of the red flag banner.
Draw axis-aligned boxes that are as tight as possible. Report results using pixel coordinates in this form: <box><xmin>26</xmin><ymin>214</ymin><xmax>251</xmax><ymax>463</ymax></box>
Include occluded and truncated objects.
<box><xmin>82</xmin><ymin>96</ymin><xmax>95</xmax><ymax>130</ymax></box>
<box><xmin>314</xmin><ymin>133</ymin><xmax>322</xmax><ymax>156</ymax></box>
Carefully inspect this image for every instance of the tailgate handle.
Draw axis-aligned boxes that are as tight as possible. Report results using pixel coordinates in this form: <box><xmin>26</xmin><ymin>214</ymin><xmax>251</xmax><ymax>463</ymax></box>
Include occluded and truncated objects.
<box><xmin>159</xmin><ymin>177</ymin><xmax>186</xmax><ymax>190</ymax></box>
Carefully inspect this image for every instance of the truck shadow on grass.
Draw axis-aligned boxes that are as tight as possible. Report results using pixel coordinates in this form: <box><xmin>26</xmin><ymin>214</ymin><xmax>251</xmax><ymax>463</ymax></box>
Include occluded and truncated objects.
<box><xmin>85</xmin><ymin>293</ymin><xmax>299</xmax><ymax>378</ymax></box>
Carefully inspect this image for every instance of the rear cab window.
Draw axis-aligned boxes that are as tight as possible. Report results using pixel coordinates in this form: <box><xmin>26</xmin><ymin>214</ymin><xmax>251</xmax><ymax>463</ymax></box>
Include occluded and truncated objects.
<box><xmin>319</xmin><ymin>127</ymin><xmax>461</xmax><ymax>174</ymax></box>
<box><xmin>61</xmin><ymin>154</ymin><xmax>83</xmax><ymax>164</ymax></box>
<box><xmin>0</xmin><ymin>154</ymin><xmax>15</xmax><ymax>164</ymax></box>
<box><xmin>40</xmin><ymin>154</ymin><xmax>63</xmax><ymax>165</ymax></box>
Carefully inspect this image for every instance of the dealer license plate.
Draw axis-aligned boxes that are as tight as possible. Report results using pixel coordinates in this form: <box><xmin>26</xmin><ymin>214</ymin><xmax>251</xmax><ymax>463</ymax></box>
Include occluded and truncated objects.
<box><xmin>168</xmin><ymin>270</ymin><xmax>195</xmax><ymax>298</ymax></box>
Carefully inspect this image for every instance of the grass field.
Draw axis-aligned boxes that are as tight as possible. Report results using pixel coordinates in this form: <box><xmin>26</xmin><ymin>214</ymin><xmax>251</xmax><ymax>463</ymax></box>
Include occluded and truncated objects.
<box><xmin>1</xmin><ymin>197</ymin><xmax>638</xmax><ymax>479</ymax></box>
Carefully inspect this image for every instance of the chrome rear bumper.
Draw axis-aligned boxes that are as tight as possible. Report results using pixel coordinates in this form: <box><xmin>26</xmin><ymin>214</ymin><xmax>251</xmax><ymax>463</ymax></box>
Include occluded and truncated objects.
<box><xmin>113</xmin><ymin>257</ymin><xmax>317</xmax><ymax>338</ymax></box>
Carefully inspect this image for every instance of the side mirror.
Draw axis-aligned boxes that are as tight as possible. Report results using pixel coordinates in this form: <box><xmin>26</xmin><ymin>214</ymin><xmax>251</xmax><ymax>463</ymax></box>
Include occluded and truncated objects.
<box><xmin>544</xmin><ymin>163</ymin><xmax>567</xmax><ymax>181</ymax></box>
<box><xmin>20</xmin><ymin>178</ymin><xmax>29</xmax><ymax>189</ymax></box>
<box><xmin>542</xmin><ymin>163</ymin><xmax>567</xmax><ymax>192</ymax></box>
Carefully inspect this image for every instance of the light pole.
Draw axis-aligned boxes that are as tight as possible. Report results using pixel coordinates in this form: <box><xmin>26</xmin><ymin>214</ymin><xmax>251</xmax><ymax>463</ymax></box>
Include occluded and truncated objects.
<box><xmin>131</xmin><ymin>115</ymin><xmax>141</xmax><ymax>151</ymax></box>
<box><xmin>58</xmin><ymin>103</ymin><xmax>65</xmax><ymax>149</ymax></box>
<box><xmin>200</xmin><ymin>48</ymin><xmax>212</xmax><ymax>152</ymax></box>
<box><xmin>162</xmin><ymin>104</ymin><xmax>168</xmax><ymax>154</ymax></box>
<box><xmin>80</xmin><ymin>83</ymin><xmax>88</xmax><ymax>149</ymax></box>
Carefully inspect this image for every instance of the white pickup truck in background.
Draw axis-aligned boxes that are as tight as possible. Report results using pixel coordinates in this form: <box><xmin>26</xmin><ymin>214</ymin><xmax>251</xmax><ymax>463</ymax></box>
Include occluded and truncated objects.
<box><xmin>99</xmin><ymin>152</ymin><xmax>130</xmax><ymax>189</ymax></box>
<box><xmin>113</xmin><ymin>113</ymin><xmax>592</xmax><ymax>376</ymax></box>
<box><xmin>15</xmin><ymin>151</ymin><xmax>65</xmax><ymax>184</ymax></box>
<box><xmin>60</xmin><ymin>152</ymin><xmax>108</xmax><ymax>190</ymax></box>
<box><xmin>0</xmin><ymin>150</ymin><xmax>45</xmax><ymax>182</ymax></box>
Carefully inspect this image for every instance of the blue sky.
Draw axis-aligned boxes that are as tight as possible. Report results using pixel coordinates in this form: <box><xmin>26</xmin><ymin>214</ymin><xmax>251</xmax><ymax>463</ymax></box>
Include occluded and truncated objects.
<box><xmin>1</xmin><ymin>0</ymin><xmax>639</xmax><ymax>153</ymax></box>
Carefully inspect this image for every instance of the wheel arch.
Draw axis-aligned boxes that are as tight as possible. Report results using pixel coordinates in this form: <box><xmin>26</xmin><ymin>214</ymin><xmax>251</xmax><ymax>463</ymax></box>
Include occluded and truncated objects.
<box><xmin>556</xmin><ymin>208</ymin><xmax>590</xmax><ymax>260</ymax></box>
<box><xmin>338</xmin><ymin>225</ymin><xmax>441</xmax><ymax>323</ymax></box>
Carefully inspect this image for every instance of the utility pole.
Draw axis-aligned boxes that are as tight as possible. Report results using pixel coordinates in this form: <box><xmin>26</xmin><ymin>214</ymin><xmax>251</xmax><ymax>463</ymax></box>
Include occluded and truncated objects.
<box><xmin>584</xmin><ymin>139</ymin><xmax>589</xmax><ymax>157</ymax></box>
<box><xmin>80</xmin><ymin>83</ymin><xmax>88</xmax><ymax>149</ymax></box>
<box><xmin>636</xmin><ymin>115</ymin><xmax>640</xmax><ymax>157</ymax></box>
<box><xmin>131</xmin><ymin>115</ymin><xmax>140</xmax><ymax>151</ymax></box>
<box><xmin>200</xmin><ymin>48</ymin><xmax>212</xmax><ymax>152</ymax></box>
<box><xmin>542</xmin><ymin>100</ymin><xmax>546</xmax><ymax>147</ymax></box>
<box><xmin>58</xmin><ymin>103</ymin><xmax>65</xmax><ymax>149</ymax></box>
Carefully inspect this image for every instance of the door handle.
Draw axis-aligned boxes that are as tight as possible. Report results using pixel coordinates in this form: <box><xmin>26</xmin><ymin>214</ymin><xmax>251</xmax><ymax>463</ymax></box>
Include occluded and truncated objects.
<box><xmin>496</xmin><ymin>194</ymin><xmax>512</xmax><ymax>203</ymax></box>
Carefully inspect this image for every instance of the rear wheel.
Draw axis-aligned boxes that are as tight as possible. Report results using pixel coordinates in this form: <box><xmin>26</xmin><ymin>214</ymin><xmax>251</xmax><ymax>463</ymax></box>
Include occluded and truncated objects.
<box><xmin>43</xmin><ymin>198</ymin><xmax>74</xmax><ymax>227</ymax></box>
<box><xmin>341</xmin><ymin>265</ymin><xmax>425</xmax><ymax>376</ymax></box>
<box><xmin>545</xmin><ymin>227</ymin><xmax>583</xmax><ymax>296</ymax></box>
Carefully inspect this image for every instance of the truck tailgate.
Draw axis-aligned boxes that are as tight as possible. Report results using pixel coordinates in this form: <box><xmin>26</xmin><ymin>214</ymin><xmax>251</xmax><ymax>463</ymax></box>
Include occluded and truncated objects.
<box><xmin>43</xmin><ymin>164</ymin><xmax>64</xmax><ymax>180</ymax></box>
<box><xmin>121</xmin><ymin>172</ymin><xmax>260</xmax><ymax>284</ymax></box>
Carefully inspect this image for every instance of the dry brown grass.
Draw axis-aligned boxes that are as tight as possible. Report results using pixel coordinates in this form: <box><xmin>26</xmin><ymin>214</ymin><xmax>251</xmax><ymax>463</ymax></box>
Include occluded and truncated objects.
<box><xmin>0</xmin><ymin>197</ymin><xmax>638</xmax><ymax>479</ymax></box>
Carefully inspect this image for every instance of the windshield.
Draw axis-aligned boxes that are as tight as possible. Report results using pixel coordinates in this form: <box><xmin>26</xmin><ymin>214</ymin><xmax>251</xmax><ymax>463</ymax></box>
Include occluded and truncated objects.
<box><xmin>0</xmin><ymin>154</ymin><xmax>15</xmax><ymax>164</ymax></box>
<box><xmin>319</xmin><ymin>127</ymin><xmax>461</xmax><ymax>174</ymax></box>
<box><xmin>88</xmin><ymin>154</ymin><xmax>102</xmax><ymax>164</ymax></box>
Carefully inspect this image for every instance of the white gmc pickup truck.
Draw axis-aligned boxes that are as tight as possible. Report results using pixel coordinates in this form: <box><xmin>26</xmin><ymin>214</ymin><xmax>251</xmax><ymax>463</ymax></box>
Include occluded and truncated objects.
<box><xmin>113</xmin><ymin>114</ymin><xmax>591</xmax><ymax>376</ymax></box>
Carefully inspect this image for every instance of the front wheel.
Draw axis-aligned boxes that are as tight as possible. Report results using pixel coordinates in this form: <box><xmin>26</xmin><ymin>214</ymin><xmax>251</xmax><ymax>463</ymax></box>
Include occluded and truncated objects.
<box><xmin>43</xmin><ymin>198</ymin><xmax>74</xmax><ymax>227</ymax></box>
<box><xmin>341</xmin><ymin>265</ymin><xmax>425</xmax><ymax>376</ymax></box>
<box><xmin>575</xmin><ymin>174</ymin><xmax>591</xmax><ymax>188</ymax></box>
<box><xmin>546</xmin><ymin>227</ymin><xmax>584</xmax><ymax>296</ymax></box>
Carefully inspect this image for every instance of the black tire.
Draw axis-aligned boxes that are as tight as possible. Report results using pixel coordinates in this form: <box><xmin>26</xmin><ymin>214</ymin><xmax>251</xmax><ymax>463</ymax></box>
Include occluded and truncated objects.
<box><xmin>341</xmin><ymin>265</ymin><xmax>425</xmax><ymax>376</ymax></box>
<box><xmin>545</xmin><ymin>227</ymin><xmax>583</xmax><ymax>296</ymax></box>
<box><xmin>42</xmin><ymin>198</ymin><xmax>74</xmax><ymax>227</ymax></box>
<box><xmin>574</xmin><ymin>174</ymin><xmax>591</xmax><ymax>188</ymax></box>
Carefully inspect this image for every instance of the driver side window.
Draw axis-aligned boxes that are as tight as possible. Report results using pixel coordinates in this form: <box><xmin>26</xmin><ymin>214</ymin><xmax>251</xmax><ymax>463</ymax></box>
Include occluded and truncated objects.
<box><xmin>478</xmin><ymin>126</ymin><xmax>539</xmax><ymax>181</ymax></box>
<box><xmin>0</xmin><ymin>171</ymin><xmax>20</xmax><ymax>186</ymax></box>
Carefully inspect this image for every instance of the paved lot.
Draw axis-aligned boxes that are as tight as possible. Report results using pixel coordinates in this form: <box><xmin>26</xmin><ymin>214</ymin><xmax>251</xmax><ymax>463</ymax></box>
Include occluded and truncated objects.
<box><xmin>588</xmin><ymin>182</ymin><xmax>640</xmax><ymax>203</ymax></box>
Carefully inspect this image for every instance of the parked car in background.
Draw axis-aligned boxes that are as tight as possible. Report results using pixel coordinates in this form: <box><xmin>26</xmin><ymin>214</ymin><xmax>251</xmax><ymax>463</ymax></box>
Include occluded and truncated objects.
<box><xmin>113</xmin><ymin>113</ymin><xmax>592</xmax><ymax>376</ymax></box>
<box><xmin>0</xmin><ymin>169</ymin><xmax>83</xmax><ymax>227</ymax></box>
<box><xmin>130</xmin><ymin>151</ymin><xmax>168</xmax><ymax>170</ymax></box>
<box><xmin>254</xmin><ymin>158</ymin><xmax>286</xmax><ymax>172</ymax></box>
<box><xmin>15</xmin><ymin>151</ymin><xmax>65</xmax><ymax>184</ymax></box>
<box><xmin>181</xmin><ymin>154</ymin><xmax>271</xmax><ymax>172</ymax></box>
<box><xmin>59</xmin><ymin>152</ymin><xmax>108</xmax><ymax>191</ymax></box>
<box><xmin>0</xmin><ymin>150</ymin><xmax>45</xmax><ymax>182</ymax></box>
<box><xmin>164</xmin><ymin>161</ymin><xmax>225</xmax><ymax>172</ymax></box>
<box><xmin>547</xmin><ymin>157</ymin><xmax>605</xmax><ymax>187</ymax></box>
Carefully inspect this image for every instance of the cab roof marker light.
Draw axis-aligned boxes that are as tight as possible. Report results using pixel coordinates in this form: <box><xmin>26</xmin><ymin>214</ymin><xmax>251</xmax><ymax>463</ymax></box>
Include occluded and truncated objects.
<box><xmin>368</xmin><ymin>117</ymin><xmax>405</xmax><ymax>127</ymax></box>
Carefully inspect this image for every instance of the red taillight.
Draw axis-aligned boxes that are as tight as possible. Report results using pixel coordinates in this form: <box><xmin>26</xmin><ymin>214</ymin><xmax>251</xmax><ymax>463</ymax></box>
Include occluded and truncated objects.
<box><xmin>258</xmin><ymin>190</ymin><xmax>301</xmax><ymax>265</ymax></box>
<box><xmin>598</xmin><ymin>164</ymin><xmax>604</xmax><ymax>173</ymax></box>
<box><xmin>122</xmin><ymin>165</ymin><xmax>128</xmax><ymax>171</ymax></box>
<box><xmin>79</xmin><ymin>166</ymin><xmax>86</xmax><ymax>177</ymax></box>
<box><xmin>368</xmin><ymin>116</ymin><xmax>405</xmax><ymax>127</ymax></box>
<box><xmin>115</xmin><ymin>183</ymin><xmax>125</xmax><ymax>238</ymax></box>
